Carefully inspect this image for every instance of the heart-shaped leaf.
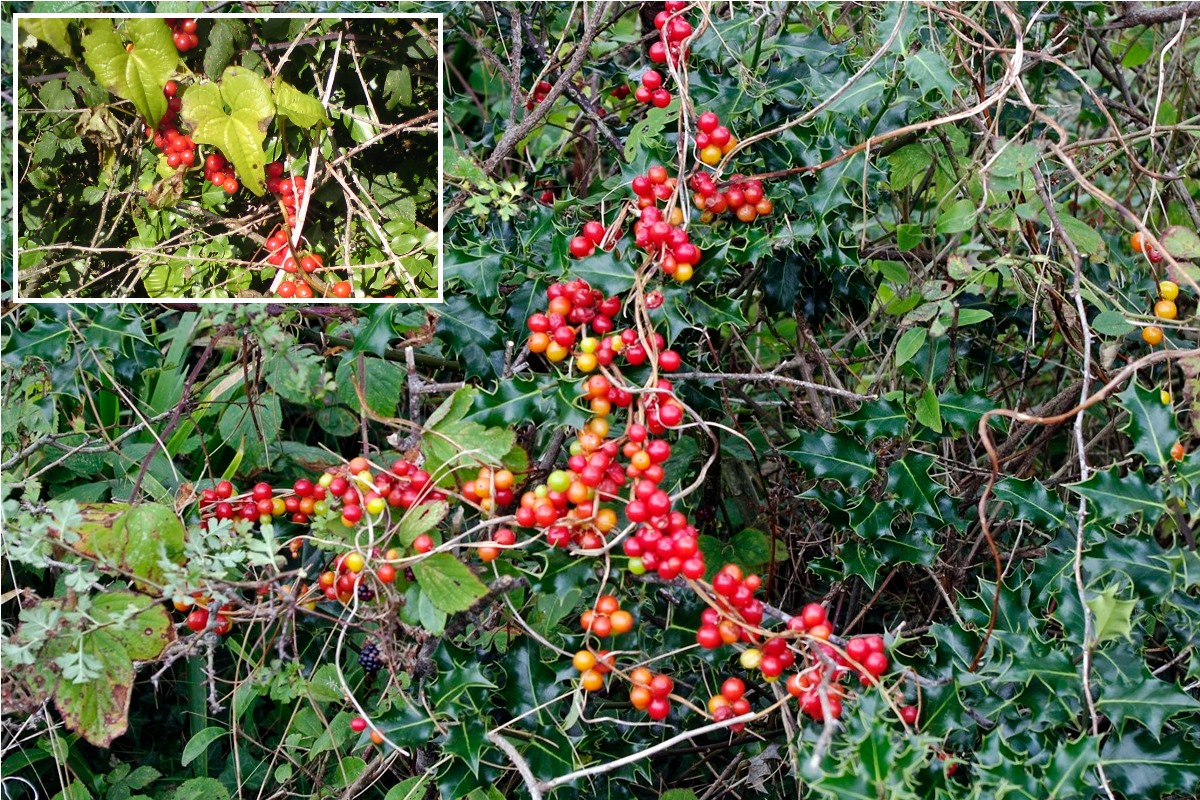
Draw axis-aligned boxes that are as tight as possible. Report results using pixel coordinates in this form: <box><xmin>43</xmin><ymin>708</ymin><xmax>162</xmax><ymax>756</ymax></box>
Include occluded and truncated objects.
<box><xmin>82</xmin><ymin>18</ymin><xmax>178</xmax><ymax>128</ymax></box>
<box><xmin>181</xmin><ymin>66</ymin><xmax>275</xmax><ymax>195</ymax></box>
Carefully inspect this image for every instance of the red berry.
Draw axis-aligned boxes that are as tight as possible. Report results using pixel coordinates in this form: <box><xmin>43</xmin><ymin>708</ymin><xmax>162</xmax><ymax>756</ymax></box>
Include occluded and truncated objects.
<box><xmin>569</xmin><ymin>236</ymin><xmax>594</xmax><ymax>258</ymax></box>
<box><xmin>697</xmin><ymin>111</ymin><xmax>719</xmax><ymax>133</ymax></box>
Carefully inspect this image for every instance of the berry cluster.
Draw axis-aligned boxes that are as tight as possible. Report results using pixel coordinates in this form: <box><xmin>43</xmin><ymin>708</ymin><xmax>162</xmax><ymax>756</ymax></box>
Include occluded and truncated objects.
<box><xmin>579</xmin><ymin>594</ymin><xmax>635</xmax><ymax>637</ymax></box>
<box><xmin>693</xmin><ymin>110</ymin><xmax>739</xmax><ymax>166</ymax></box>
<box><xmin>144</xmin><ymin>81</ymin><xmax>193</xmax><ymax>167</ymax></box>
<box><xmin>707</xmin><ymin>677</ymin><xmax>751</xmax><ymax>731</ymax></box>
<box><xmin>690</xmin><ymin>172</ymin><xmax>773</xmax><ymax>224</ymax></box>
<box><xmin>174</xmin><ymin>594</ymin><xmax>232</xmax><ymax>635</ymax></box>
<box><xmin>571</xmin><ymin>648</ymin><xmax>614</xmax><ymax>692</ymax></box>
<box><xmin>631</xmin><ymin>168</ymin><xmax>703</xmax><ymax>282</ymax></box>
<box><xmin>358</xmin><ymin>641</ymin><xmax>385</xmax><ymax>675</ymax></box>
<box><xmin>266</xmin><ymin>162</ymin><xmax>303</xmax><ymax>229</ymax></box>
<box><xmin>633</xmin><ymin>69</ymin><xmax>672</xmax><ymax>108</ymax></box>
<box><xmin>526</xmin><ymin>279</ymin><xmax>623</xmax><ymax>363</ymax></box>
<box><xmin>166</xmin><ymin>17</ymin><xmax>199</xmax><ymax>52</ymax></box>
<box><xmin>568</xmin><ymin>220</ymin><xmax>610</xmax><ymax>258</ymax></box>
<box><xmin>1141</xmin><ymin>277</ymin><xmax>1179</xmax><ymax>346</ymax></box>
<box><xmin>525</xmin><ymin>79</ymin><xmax>553</xmax><ymax>110</ymax></box>
<box><xmin>696</xmin><ymin>565</ymin><xmax>764</xmax><ymax>647</ymax></box>
<box><xmin>459</xmin><ymin>466</ymin><xmax>517</xmax><ymax>513</ymax></box>
<box><xmin>202</xmin><ymin>152</ymin><xmax>240</xmax><ymax>195</ymax></box>
<box><xmin>628</xmin><ymin>667</ymin><xmax>674</xmax><ymax>720</ymax></box>
<box><xmin>648</xmin><ymin>1</ymin><xmax>693</xmax><ymax>67</ymax></box>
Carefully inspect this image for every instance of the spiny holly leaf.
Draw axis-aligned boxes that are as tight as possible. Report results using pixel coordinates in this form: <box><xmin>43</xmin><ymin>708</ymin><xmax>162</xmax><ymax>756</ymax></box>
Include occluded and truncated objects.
<box><xmin>1100</xmin><ymin>727</ymin><xmax>1200</xmax><ymax>798</ymax></box>
<box><xmin>180</xmin><ymin>66</ymin><xmax>275</xmax><ymax>196</ymax></box>
<box><xmin>1092</xmin><ymin>646</ymin><xmax>1200</xmax><ymax>737</ymax></box>
<box><xmin>993</xmin><ymin>477</ymin><xmax>1068</xmax><ymax>529</ymax></box>
<box><xmin>1119</xmin><ymin>382</ymin><xmax>1178</xmax><ymax>468</ymax></box>
<box><xmin>82</xmin><ymin>18</ymin><xmax>177</xmax><ymax>129</ymax></box>
<box><xmin>272</xmin><ymin>77</ymin><xmax>331</xmax><ymax>129</ymax></box>
<box><xmin>885</xmin><ymin>454</ymin><xmax>944</xmax><ymax>521</ymax></box>
<box><xmin>779</xmin><ymin>429</ymin><xmax>876</xmax><ymax>488</ymax></box>
<box><xmin>1070</xmin><ymin>466</ymin><xmax>1167</xmax><ymax>523</ymax></box>
<box><xmin>838</xmin><ymin>398</ymin><xmax>908</xmax><ymax>440</ymax></box>
<box><xmin>1085</xmin><ymin>584</ymin><xmax>1136</xmax><ymax>644</ymax></box>
<box><xmin>412</xmin><ymin>553</ymin><xmax>488</xmax><ymax>614</ymax></box>
<box><xmin>570</xmin><ymin>247</ymin><xmax>637</xmax><ymax>295</ymax></box>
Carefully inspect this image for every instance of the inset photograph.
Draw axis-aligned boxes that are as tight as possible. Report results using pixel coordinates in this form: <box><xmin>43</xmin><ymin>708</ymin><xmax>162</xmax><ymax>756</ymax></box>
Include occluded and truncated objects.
<box><xmin>13</xmin><ymin>13</ymin><xmax>441</xmax><ymax>301</ymax></box>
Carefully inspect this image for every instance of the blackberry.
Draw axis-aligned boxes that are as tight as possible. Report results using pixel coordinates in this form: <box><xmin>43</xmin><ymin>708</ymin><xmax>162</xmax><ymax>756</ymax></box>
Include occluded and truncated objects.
<box><xmin>358</xmin><ymin>642</ymin><xmax>384</xmax><ymax>674</ymax></box>
<box><xmin>357</xmin><ymin>583</ymin><xmax>375</xmax><ymax>602</ymax></box>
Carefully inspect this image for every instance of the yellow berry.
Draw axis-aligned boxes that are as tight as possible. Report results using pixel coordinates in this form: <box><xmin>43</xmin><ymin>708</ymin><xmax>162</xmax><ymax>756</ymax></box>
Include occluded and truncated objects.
<box><xmin>699</xmin><ymin>145</ymin><xmax>722</xmax><ymax>165</ymax></box>
<box><xmin>344</xmin><ymin>552</ymin><xmax>365</xmax><ymax>573</ymax></box>
<box><xmin>1154</xmin><ymin>299</ymin><xmax>1177</xmax><ymax>320</ymax></box>
<box><xmin>546</xmin><ymin>341</ymin><xmax>569</xmax><ymax>362</ymax></box>
<box><xmin>576</xmin><ymin>352</ymin><xmax>598</xmax><ymax>372</ymax></box>
<box><xmin>1159</xmin><ymin>280</ymin><xmax>1180</xmax><ymax>301</ymax></box>
<box><xmin>674</xmin><ymin>264</ymin><xmax>694</xmax><ymax>282</ymax></box>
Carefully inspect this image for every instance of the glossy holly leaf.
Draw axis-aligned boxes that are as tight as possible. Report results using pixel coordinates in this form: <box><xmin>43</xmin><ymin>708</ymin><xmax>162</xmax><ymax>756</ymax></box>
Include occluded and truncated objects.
<box><xmin>1119</xmin><ymin>382</ymin><xmax>1178</xmax><ymax>468</ymax></box>
<box><xmin>445</xmin><ymin>242</ymin><xmax>503</xmax><ymax>303</ymax></box>
<box><xmin>20</xmin><ymin>18</ymin><xmax>74</xmax><ymax>58</ymax></box>
<box><xmin>993</xmin><ymin>477</ymin><xmax>1068</xmax><ymax>529</ymax></box>
<box><xmin>412</xmin><ymin>553</ymin><xmax>488</xmax><ymax>614</ymax></box>
<box><xmin>570</xmin><ymin>248</ymin><xmax>637</xmax><ymax>296</ymax></box>
<box><xmin>435</xmin><ymin>294</ymin><xmax>504</xmax><ymax>378</ymax></box>
<box><xmin>180</xmin><ymin>67</ymin><xmax>275</xmax><ymax>196</ymax></box>
<box><xmin>1042</xmin><ymin>736</ymin><xmax>1100</xmax><ymax>799</ymax></box>
<box><xmin>1100</xmin><ymin>727</ymin><xmax>1200</xmax><ymax>799</ymax></box>
<box><xmin>82</xmin><ymin>18</ymin><xmax>177</xmax><ymax>128</ymax></box>
<box><xmin>779</xmin><ymin>430</ymin><xmax>876</xmax><ymax>488</ymax></box>
<box><xmin>442</xmin><ymin>723</ymin><xmax>488</xmax><ymax>776</ymax></box>
<box><xmin>371</xmin><ymin>702</ymin><xmax>436</xmax><ymax>747</ymax></box>
<box><xmin>1086</xmin><ymin>584</ymin><xmax>1136</xmax><ymax>644</ymax></box>
<box><xmin>938</xmin><ymin>389</ymin><xmax>996</xmax><ymax>433</ymax></box>
<box><xmin>885</xmin><ymin>454</ymin><xmax>944</xmax><ymax>520</ymax></box>
<box><xmin>1070</xmin><ymin>466</ymin><xmax>1167</xmax><ymax>523</ymax></box>
<box><xmin>838</xmin><ymin>398</ymin><xmax>908</xmax><ymax>440</ymax></box>
<box><xmin>271</xmin><ymin>78</ymin><xmax>331</xmax><ymax>129</ymax></box>
<box><xmin>904</xmin><ymin>49</ymin><xmax>958</xmax><ymax>100</ymax></box>
<box><xmin>1092</xmin><ymin>646</ymin><xmax>1200</xmax><ymax>737</ymax></box>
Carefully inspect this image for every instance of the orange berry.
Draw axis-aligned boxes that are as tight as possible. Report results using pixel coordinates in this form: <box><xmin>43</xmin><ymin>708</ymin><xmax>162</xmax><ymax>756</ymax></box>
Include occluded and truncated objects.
<box><xmin>1143</xmin><ymin>326</ymin><xmax>1164</xmax><ymax>346</ymax></box>
<box><xmin>596</xmin><ymin>594</ymin><xmax>620</xmax><ymax>615</ymax></box>
<box><xmin>609</xmin><ymin>609</ymin><xmax>634</xmax><ymax>634</ymax></box>
<box><xmin>573</xmin><ymin>650</ymin><xmax>597</xmax><ymax>672</ymax></box>
<box><xmin>580</xmin><ymin>668</ymin><xmax>604</xmax><ymax>691</ymax></box>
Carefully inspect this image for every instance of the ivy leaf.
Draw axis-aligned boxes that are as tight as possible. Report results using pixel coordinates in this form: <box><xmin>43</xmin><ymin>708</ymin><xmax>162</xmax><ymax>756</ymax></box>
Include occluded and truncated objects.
<box><xmin>271</xmin><ymin>77</ymin><xmax>331</xmax><ymax>129</ymax></box>
<box><xmin>780</xmin><ymin>430</ymin><xmax>876</xmax><ymax>488</ymax></box>
<box><xmin>412</xmin><ymin>553</ymin><xmax>488</xmax><ymax>614</ymax></box>
<box><xmin>1085</xmin><ymin>584</ymin><xmax>1136</xmax><ymax>644</ymax></box>
<box><xmin>1119</xmin><ymin>382</ymin><xmax>1178</xmax><ymax>468</ymax></box>
<box><xmin>1070</xmin><ymin>466</ymin><xmax>1167</xmax><ymax>523</ymax></box>
<box><xmin>82</xmin><ymin>18</ymin><xmax>177</xmax><ymax>128</ymax></box>
<box><xmin>180</xmin><ymin>67</ymin><xmax>275</xmax><ymax>196</ymax></box>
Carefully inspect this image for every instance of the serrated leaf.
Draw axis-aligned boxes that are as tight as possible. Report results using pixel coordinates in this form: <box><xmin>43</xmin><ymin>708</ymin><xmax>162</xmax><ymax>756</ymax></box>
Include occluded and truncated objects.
<box><xmin>180</xmin><ymin>67</ymin><xmax>274</xmax><ymax>196</ymax></box>
<box><xmin>570</xmin><ymin>248</ymin><xmax>637</xmax><ymax>295</ymax></box>
<box><xmin>838</xmin><ymin>398</ymin><xmax>908</xmax><ymax>440</ymax></box>
<box><xmin>412</xmin><ymin>553</ymin><xmax>488</xmax><ymax>614</ymax></box>
<box><xmin>335</xmin><ymin>356</ymin><xmax>406</xmax><ymax>418</ymax></box>
<box><xmin>993</xmin><ymin>477</ymin><xmax>1067</xmax><ymax>528</ymax></box>
<box><xmin>1086</xmin><ymin>584</ymin><xmax>1136</xmax><ymax>644</ymax></box>
<box><xmin>886</xmin><ymin>454</ymin><xmax>944</xmax><ymax>520</ymax></box>
<box><xmin>905</xmin><ymin>49</ymin><xmax>957</xmax><ymax>99</ymax></box>
<box><xmin>1101</xmin><ymin>727</ymin><xmax>1200</xmax><ymax>798</ymax></box>
<box><xmin>1093</xmin><ymin>647</ymin><xmax>1200</xmax><ymax>737</ymax></box>
<box><xmin>82</xmin><ymin>19</ymin><xmax>177</xmax><ymax>128</ymax></box>
<box><xmin>272</xmin><ymin>78</ymin><xmax>331</xmax><ymax>129</ymax></box>
<box><xmin>780</xmin><ymin>430</ymin><xmax>877</xmax><ymax>488</ymax></box>
<box><xmin>1070</xmin><ymin>466</ymin><xmax>1167</xmax><ymax>523</ymax></box>
<box><xmin>1119</xmin><ymin>383</ymin><xmax>1178</xmax><ymax>468</ymax></box>
<box><xmin>442</xmin><ymin>724</ymin><xmax>487</xmax><ymax>776</ymax></box>
<box><xmin>394</xmin><ymin>501</ymin><xmax>448</xmax><ymax>547</ymax></box>
<box><xmin>53</xmin><ymin>631</ymin><xmax>134</xmax><ymax>747</ymax></box>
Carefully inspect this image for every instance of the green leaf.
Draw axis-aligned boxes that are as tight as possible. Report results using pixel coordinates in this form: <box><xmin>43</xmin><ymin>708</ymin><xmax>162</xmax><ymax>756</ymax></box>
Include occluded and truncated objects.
<box><xmin>172</xmin><ymin>778</ymin><xmax>230</xmax><ymax>800</ymax></box>
<box><xmin>412</xmin><ymin>553</ymin><xmax>488</xmax><ymax>614</ymax></box>
<box><xmin>88</xmin><ymin>591</ymin><xmax>174</xmax><ymax>660</ymax></box>
<box><xmin>1101</xmin><ymin>727</ymin><xmax>1200</xmax><ymax>798</ymax></box>
<box><xmin>1093</xmin><ymin>647</ymin><xmax>1200</xmax><ymax>736</ymax></box>
<box><xmin>659</xmin><ymin>792</ymin><xmax>699</xmax><ymax>800</ymax></box>
<box><xmin>886</xmin><ymin>145</ymin><xmax>931</xmax><ymax>191</ymax></box>
<box><xmin>993</xmin><ymin>477</ymin><xmax>1067</xmax><ymax>529</ymax></box>
<box><xmin>624</xmin><ymin>102</ymin><xmax>675</xmax><ymax>161</ymax></box>
<box><xmin>394</xmin><ymin>501</ymin><xmax>448</xmax><ymax>547</ymax></box>
<box><xmin>82</xmin><ymin>19</ymin><xmax>177</xmax><ymax>128</ymax></box>
<box><xmin>838</xmin><ymin>398</ymin><xmax>908</xmax><ymax>440</ymax></box>
<box><xmin>1086</xmin><ymin>584</ymin><xmax>1136</xmax><ymax>644</ymax></box>
<box><xmin>894</xmin><ymin>328</ymin><xmax>926</xmax><ymax>367</ymax></box>
<box><xmin>180</xmin><ymin>67</ymin><xmax>275</xmax><ymax>196</ymax></box>
<box><xmin>21</xmin><ymin>18</ymin><xmax>74</xmax><ymax>58</ymax></box>
<box><xmin>1070</xmin><ymin>466</ymin><xmax>1167</xmax><ymax>523</ymax></box>
<box><xmin>885</xmin><ymin>454</ymin><xmax>944</xmax><ymax>520</ymax></box>
<box><xmin>335</xmin><ymin>357</ymin><xmax>406</xmax><ymax>418</ymax></box>
<box><xmin>914</xmin><ymin>386</ymin><xmax>942</xmax><ymax>433</ymax></box>
<box><xmin>1160</xmin><ymin>225</ymin><xmax>1200</xmax><ymax>260</ymax></box>
<box><xmin>443</xmin><ymin>723</ymin><xmax>487</xmax><ymax>776</ymax></box>
<box><xmin>53</xmin><ymin>631</ymin><xmax>134</xmax><ymax>748</ymax></box>
<box><xmin>935</xmin><ymin>199</ymin><xmax>976</xmax><ymax>234</ymax></box>
<box><xmin>1055</xmin><ymin>212</ymin><xmax>1107</xmax><ymax>261</ymax></box>
<box><xmin>570</xmin><ymin>248</ymin><xmax>637</xmax><ymax>296</ymax></box>
<box><xmin>272</xmin><ymin>78</ymin><xmax>331</xmax><ymax>129</ymax></box>
<box><xmin>384</xmin><ymin>776</ymin><xmax>430</xmax><ymax>800</ymax></box>
<box><xmin>938</xmin><ymin>390</ymin><xmax>995</xmax><ymax>433</ymax></box>
<box><xmin>1092</xmin><ymin>310</ymin><xmax>1135</xmax><ymax>337</ymax></box>
<box><xmin>905</xmin><ymin>49</ymin><xmax>957</xmax><ymax>99</ymax></box>
<box><xmin>780</xmin><ymin>430</ymin><xmax>877</xmax><ymax>488</ymax></box>
<box><xmin>1119</xmin><ymin>382</ymin><xmax>1178</xmax><ymax>468</ymax></box>
<box><xmin>202</xmin><ymin>18</ymin><xmax>248</xmax><ymax>78</ymax></box>
<box><xmin>181</xmin><ymin>726</ymin><xmax>226</xmax><ymax>767</ymax></box>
